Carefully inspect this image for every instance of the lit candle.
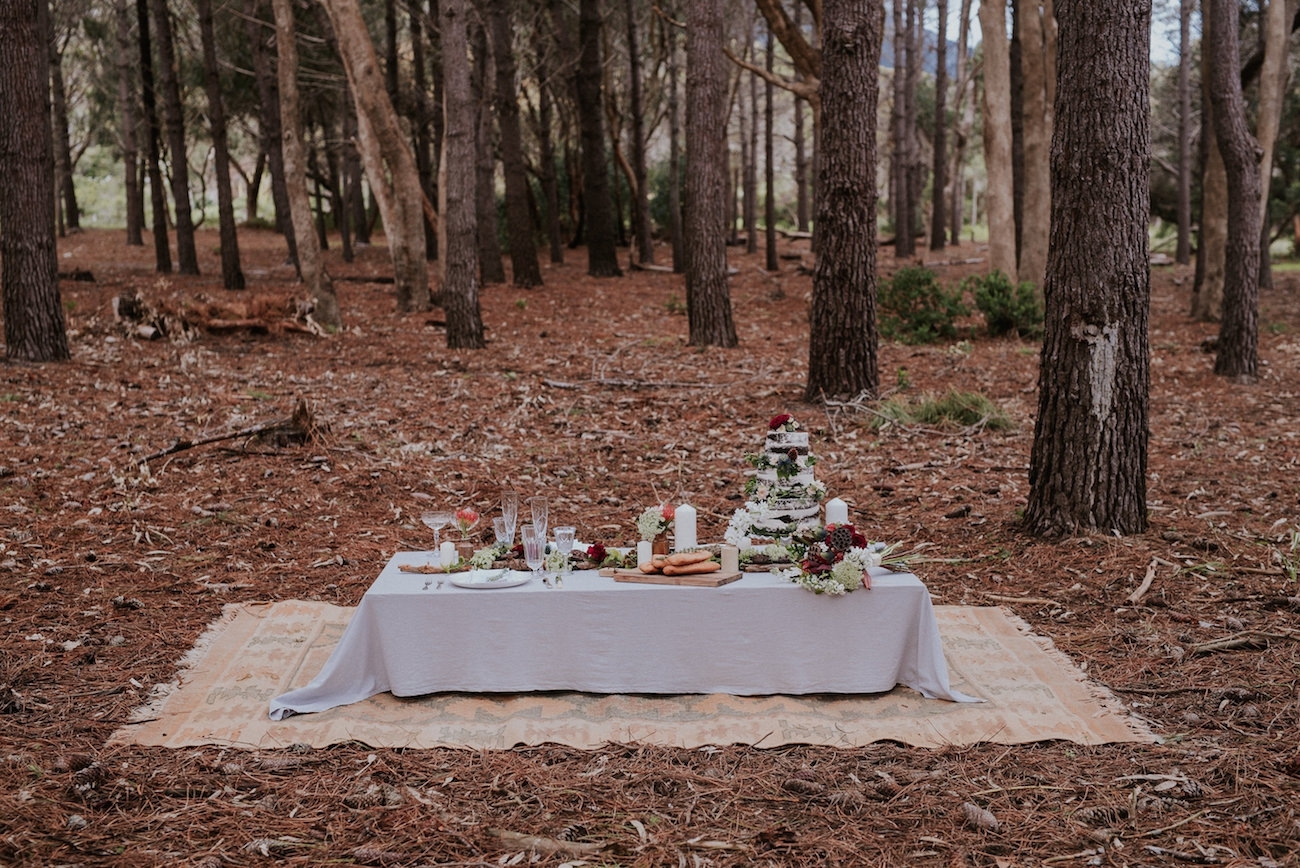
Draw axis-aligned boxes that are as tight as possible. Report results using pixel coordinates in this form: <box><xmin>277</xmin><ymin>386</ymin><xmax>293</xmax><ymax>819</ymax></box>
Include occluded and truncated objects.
<box><xmin>637</xmin><ymin>540</ymin><xmax>653</xmax><ymax>567</ymax></box>
<box><xmin>674</xmin><ymin>503</ymin><xmax>697</xmax><ymax>550</ymax></box>
<box><xmin>440</xmin><ymin>541</ymin><xmax>457</xmax><ymax>567</ymax></box>
<box><xmin>825</xmin><ymin>497</ymin><xmax>849</xmax><ymax>526</ymax></box>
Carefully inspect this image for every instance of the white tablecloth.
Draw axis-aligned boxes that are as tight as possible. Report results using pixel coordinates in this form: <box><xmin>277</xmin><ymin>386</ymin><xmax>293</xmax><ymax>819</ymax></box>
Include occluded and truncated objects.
<box><xmin>269</xmin><ymin>555</ymin><xmax>980</xmax><ymax>719</ymax></box>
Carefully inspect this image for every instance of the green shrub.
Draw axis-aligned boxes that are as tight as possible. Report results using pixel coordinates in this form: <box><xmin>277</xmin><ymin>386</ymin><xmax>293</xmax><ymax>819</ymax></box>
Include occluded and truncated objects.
<box><xmin>871</xmin><ymin>389</ymin><xmax>1013</xmax><ymax>432</ymax></box>
<box><xmin>878</xmin><ymin>266</ymin><xmax>969</xmax><ymax>344</ymax></box>
<box><xmin>967</xmin><ymin>271</ymin><xmax>1044</xmax><ymax>339</ymax></box>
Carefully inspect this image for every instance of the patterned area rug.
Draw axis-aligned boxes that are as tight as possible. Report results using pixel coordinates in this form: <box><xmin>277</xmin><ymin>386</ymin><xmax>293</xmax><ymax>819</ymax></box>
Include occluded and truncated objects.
<box><xmin>111</xmin><ymin>600</ymin><xmax>1156</xmax><ymax>750</ymax></box>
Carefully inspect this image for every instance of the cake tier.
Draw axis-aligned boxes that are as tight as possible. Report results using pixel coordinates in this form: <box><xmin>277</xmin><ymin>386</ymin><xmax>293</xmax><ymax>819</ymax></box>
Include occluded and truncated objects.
<box><xmin>753</xmin><ymin>502</ymin><xmax>820</xmax><ymax>522</ymax></box>
<box><xmin>765</xmin><ymin>431</ymin><xmax>809</xmax><ymax>450</ymax></box>
<box><xmin>757</xmin><ymin>468</ymin><xmax>816</xmax><ymax>486</ymax></box>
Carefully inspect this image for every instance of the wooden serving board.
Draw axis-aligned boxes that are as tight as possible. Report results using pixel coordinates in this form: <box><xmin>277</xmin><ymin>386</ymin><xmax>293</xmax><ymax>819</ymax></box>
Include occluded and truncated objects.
<box><xmin>610</xmin><ymin>568</ymin><xmax>743</xmax><ymax>587</ymax></box>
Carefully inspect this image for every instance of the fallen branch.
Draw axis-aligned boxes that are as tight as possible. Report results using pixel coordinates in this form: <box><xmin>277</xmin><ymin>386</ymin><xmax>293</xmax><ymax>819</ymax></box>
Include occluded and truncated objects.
<box><xmin>542</xmin><ymin>377</ymin><xmax>714</xmax><ymax>390</ymax></box>
<box><xmin>1189</xmin><ymin>628</ymin><xmax>1300</xmax><ymax>656</ymax></box>
<box><xmin>1127</xmin><ymin>559</ymin><xmax>1158</xmax><ymax>604</ymax></box>
<box><xmin>136</xmin><ymin>399</ymin><xmax>323</xmax><ymax>464</ymax></box>
<box><xmin>982</xmin><ymin>593</ymin><xmax>1060</xmax><ymax>607</ymax></box>
<box><xmin>487</xmin><ymin>828</ymin><xmax>604</xmax><ymax>856</ymax></box>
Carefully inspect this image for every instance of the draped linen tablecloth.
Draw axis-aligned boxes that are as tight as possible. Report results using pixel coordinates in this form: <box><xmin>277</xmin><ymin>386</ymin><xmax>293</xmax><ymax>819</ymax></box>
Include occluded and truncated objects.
<box><xmin>269</xmin><ymin>555</ymin><xmax>980</xmax><ymax>720</ymax></box>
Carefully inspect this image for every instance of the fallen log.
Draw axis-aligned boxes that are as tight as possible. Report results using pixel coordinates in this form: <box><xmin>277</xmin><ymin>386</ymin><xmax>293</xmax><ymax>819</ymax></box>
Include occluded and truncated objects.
<box><xmin>136</xmin><ymin>399</ymin><xmax>324</xmax><ymax>464</ymax></box>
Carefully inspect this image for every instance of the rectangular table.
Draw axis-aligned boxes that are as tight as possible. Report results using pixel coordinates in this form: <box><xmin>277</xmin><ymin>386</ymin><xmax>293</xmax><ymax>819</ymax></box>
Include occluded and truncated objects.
<box><xmin>269</xmin><ymin>554</ymin><xmax>979</xmax><ymax>720</ymax></box>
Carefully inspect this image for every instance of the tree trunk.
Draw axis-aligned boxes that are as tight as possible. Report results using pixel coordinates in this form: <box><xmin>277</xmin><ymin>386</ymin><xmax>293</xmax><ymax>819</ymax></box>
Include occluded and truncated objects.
<box><xmin>576</xmin><ymin>0</ymin><xmax>622</xmax><ymax>277</ymax></box>
<box><xmin>342</xmin><ymin>78</ymin><xmax>369</xmax><ymax>246</ymax></box>
<box><xmin>806</xmin><ymin>0</ymin><xmax>881</xmax><ymax>402</ymax></box>
<box><xmin>410</xmin><ymin>0</ymin><xmax>436</xmax><ymax>262</ymax></box>
<box><xmin>745</xmin><ymin>35</ymin><xmax>759</xmax><ymax>256</ymax></box>
<box><xmin>48</xmin><ymin>30</ymin><xmax>80</xmax><ymax>234</ymax></box>
<box><xmin>1192</xmin><ymin>88</ymin><xmax>1227</xmax><ymax>322</ymax></box>
<box><xmin>321</xmin><ymin>0</ymin><xmax>430</xmax><ymax>312</ymax></box>
<box><xmin>1205</xmin><ymin>0</ymin><xmax>1261</xmax><ymax>381</ymax></box>
<box><xmin>1175</xmin><ymin>0</ymin><xmax>1193</xmax><ymax>265</ymax></box>
<box><xmin>137</xmin><ymin>0</ymin><xmax>171</xmax><ymax>273</ymax></box>
<box><xmin>197</xmin><ymin>0</ymin><xmax>245</xmax><ymax>290</ymax></box>
<box><xmin>114</xmin><ymin>0</ymin><xmax>143</xmax><ymax>246</ymax></box>
<box><xmin>904</xmin><ymin>0</ymin><xmax>922</xmax><ymax>251</ymax></box>
<box><xmin>890</xmin><ymin>0</ymin><xmax>912</xmax><ymax>258</ymax></box>
<box><xmin>793</xmin><ymin>1</ymin><xmax>810</xmax><ymax>233</ymax></box>
<box><xmin>666</xmin><ymin>1</ymin><xmax>684</xmax><ymax>272</ymax></box>
<box><xmin>684</xmin><ymin>0</ymin><xmax>736</xmax><ymax>347</ymax></box>
<box><xmin>1018</xmin><ymin>0</ymin><xmax>1053</xmax><ymax>287</ymax></box>
<box><xmin>471</xmin><ymin>20</ymin><xmax>505</xmax><ymax>285</ymax></box>
<box><xmin>1255</xmin><ymin>0</ymin><xmax>1296</xmax><ymax>290</ymax></box>
<box><xmin>1024</xmin><ymin>0</ymin><xmax>1150</xmax><ymax>538</ymax></box>
<box><xmin>533</xmin><ymin>11</ymin><xmax>565</xmax><ymax>264</ymax></box>
<box><xmin>488</xmin><ymin>0</ymin><xmax>542</xmax><ymax>287</ymax></box>
<box><xmin>1010</xmin><ymin>0</ymin><xmax>1024</xmax><ymax>263</ymax></box>
<box><xmin>150</xmin><ymin>0</ymin><xmax>200</xmax><ymax>275</ymax></box>
<box><xmin>764</xmin><ymin>24</ymin><xmax>778</xmax><ymax>272</ymax></box>
<box><xmin>245</xmin><ymin>0</ymin><xmax>296</xmax><ymax>264</ymax></box>
<box><xmin>929</xmin><ymin>0</ymin><xmax>948</xmax><ymax>250</ymax></box>
<box><xmin>271</xmin><ymin>0</ymin><xmax>341</xmax><ymax>329</ymax></box>
<box><xmin>624</xmin><ymin>0</ymin><xmax>654</xmax><ymax>265</ymax></box>
<box><xmin>384</xmin><ymin>0</ymin><xmax>399</xmax><ymax>109</ymax></box>
<box><xmin>949</xmin><ymin>0</ymin><xmax>972</xmax><ymax>243</ymax></box>
<box><xmin>978</xmin><ymin>0</ymin><xmax>1016</xmax><ymax>278</ymax></box>
<box><xmin>439</xmin><ymin>0</ymin><xmax>486</xmax><ymax>348</ymax></box>
<box><xmin>1</xmin><ymin>0</ymin><xmax>69</xmax><ymax>362</ymax></box>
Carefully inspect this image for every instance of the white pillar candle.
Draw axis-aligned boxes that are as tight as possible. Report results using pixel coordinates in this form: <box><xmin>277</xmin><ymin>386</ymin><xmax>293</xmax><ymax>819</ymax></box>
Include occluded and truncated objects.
<box><xmin>440</xmin><ymin>541</ymin><xmax>458</xmax><ymax>567</ymax></box>
<box><xmin>824</xmin><ymin>497</ymin><xmax>849</xmax><ymax>526</ymax></box>
<box><xmin>721</xmin><ymin>545</ymin><xmax>739</xmax><ymax>574</ymax></box>
<box><xmin>674</xmin><ymin>503</ymin><xmax>697</xmax><ymax>550</ymax></box>
<box><xmin>636</xmin><ymin>540</ymin><xmax>653</xmax><ymax>567</ymax></box>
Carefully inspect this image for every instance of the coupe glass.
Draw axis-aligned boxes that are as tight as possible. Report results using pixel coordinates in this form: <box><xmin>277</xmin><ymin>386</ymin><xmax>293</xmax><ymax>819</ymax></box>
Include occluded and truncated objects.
<box><xmin>421</xmin><ymin>509</ymin><xmax>453</xmax><ymax>557</ymax></box>
<box><xmin>528</xmin><ymin>496</ymin><xmax>549</xmax><ymax>544</ymax></box>
<box><xmin>501</xmin><ymin>490</ymin><xmax>519</xmax><ymax>546</ymax></box>
<box><xmin>521</xmin><ymin>524</ymin><xmax>544</xmax><ymax>580</ymax></box>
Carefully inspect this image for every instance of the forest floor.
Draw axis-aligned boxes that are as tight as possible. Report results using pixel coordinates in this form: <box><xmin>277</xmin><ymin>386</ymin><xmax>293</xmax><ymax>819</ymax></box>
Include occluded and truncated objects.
<box><xmin>2</xmin><ymin>227</ymin><xmax>1300</xmax><ymax>867</ymax></box>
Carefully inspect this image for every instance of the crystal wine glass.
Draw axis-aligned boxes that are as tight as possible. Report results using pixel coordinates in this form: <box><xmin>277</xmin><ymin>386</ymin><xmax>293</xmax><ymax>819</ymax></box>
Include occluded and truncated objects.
<box><xmin>528</xmin><ymin>496</ymin><xmax>549</xmax><ymax>545</ymax></box>
<box><xmin>501</xmin><ymin>490</ymin><xmax>518</xmax><ymax>546</ymax></box>
<box><xmin>521</xmin><ymin>524</ymin><xmax>544</xmax><ymax>582</ymax></box>
<box><xmin>421</xmin><ymin>509</ymin><xmax>453</xmax><ymax>564</ymax></box>
<box><xmin>555</xmin><ymin>526</ymin><xmax>576</xmax><ymax>558</ymax></box>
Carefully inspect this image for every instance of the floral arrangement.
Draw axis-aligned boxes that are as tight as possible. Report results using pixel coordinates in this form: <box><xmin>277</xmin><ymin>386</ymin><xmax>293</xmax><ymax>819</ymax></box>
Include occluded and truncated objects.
<box><xmin>746</xmin><ymin>449</ymin><xmax>817</xmax><ymax>480</ymax></box>
<box><xmin>584</xmin><ymin>543</ymin><xmax>625</xmax><ymax>568</ymax></box>
<box><xmin>468</xmin><ymin>542</ymin><xmax>507</xmax><ymax>569</ymax></box>
<box><xmin>769</xmin><ymin>413</ymin><xmax>801</xmax><ymax>433</ymax></box>
<box><xmin>776</xmin><ymin>523</ymin><xmax>890</xmax><ymax>595</ymax></box>
<box><xmin>545</xmin><ymin>548</ymin><xmax>569</xmax><ymax>573</ymax></box>
<box><xmin>636</xmin><ymin>503</ymin><xmax>675</xmax><ymax>541</ymax></box>
<box><xmin>453</xmin><ymin>507</ymin><xmax>480</xmax><ymax>537</ymax></box>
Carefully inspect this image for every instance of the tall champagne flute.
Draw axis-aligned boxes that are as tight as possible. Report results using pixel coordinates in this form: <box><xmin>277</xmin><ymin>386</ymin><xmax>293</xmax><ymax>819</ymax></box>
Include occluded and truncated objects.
<box><xmin>528</xmin><ymin>496</ymin><xmax>549</xmax><ymax>545</ymax></box>
<box><xmin>521</xmin><ymin>524</ymin><xmax>544</xmax><ymax>582</ymax></box>
<box><xmin>501</xmin><ymin>490</ymin><xmax>519</xmax><ymax>546</ymax></box>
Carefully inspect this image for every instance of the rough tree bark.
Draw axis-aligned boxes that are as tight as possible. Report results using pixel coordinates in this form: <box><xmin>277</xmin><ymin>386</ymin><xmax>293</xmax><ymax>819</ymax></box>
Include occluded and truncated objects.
<box><xmin>806</xmin><ymin>0</ymin><xmax>881</xmax><ymax>402</ymax></box>
<box><xmin>1192</xmin><ymin>83</ymin><xmax>1227</xmax><ymax>322</ymax></box>
<box><xmin>1175</xmin><ymin>0</ymin><xmax>1193</xmax><ymax>265</ymax></box>
<box><xmin>684</xmin><ymin>0</ymin><xmax>737</xmax><ymax>347</ymax></box>
<box><xmin>930</xmin><ymin>0</ymin><xmax>948</xmax><ymax>250</ymax></box>
<box><xmin>744</xmin><ymin>34</ymin><xmax>759</xmax><ymax>256</ymax></box>
<box><xmin>488</xmin><ymin>0</ymin><xmax>543</xmax><ymax>287</ymax></box>
<box><xmin>1205</xmin><ymin>0</ymin><xmax>1261</xmax><ymax>381</ymax></box>
<box><xmin>149</xmin><ymin>0</ymin><xmax>200</xmax><ymax>275</ymax></box>
<box><xmin>1024</xmin><ymin>0</ymin><xmax>1150</xmax><ymax>538</ymax></box>
<box><xmin>320</xmin><ymin>0</ymin><xmax>430</xmax><ymax>312</ymax></box>
<box><xmin>1255</xmin><ymin>0</ymin><xmax>1297</xmax><ymax>290</ymax></box>
<box><xmin>1018</xmin><ymin>0</ymin><xmax>1054</xmax><ymax>287</ymax></box>
<box><xmin>197</xmin><ymin>0</ymin><xmax>245</xmax><ymax>290</ymax></box>
<box><xmin>439</xmin><ymin>0</ymin><xmax>486</xmax><ymax>348</ymax></box>
<box><xmin>410</xmin><ymin>0</ymin><xmax>436</xmax><ymax>262</ymax></box>
<box><xmin>793</xmin><ymin>2</ymin><xmax>810</xmax><ymax>233</ymax></box>
<box><xmin>764</xmin><ymin>24</ymin><xmax>778</xmax><ymax>272</ymax></box>
<box><xmin>949</xmin><ymin>0</ymin><xmax>973</xmax><ymax>243</ymax></box>
<box><xmin>667</xmin><ymin>2</ymin><xmax>684</xmax><ymax>272</ymax></box>
<box><xmin>136</xmin><ymin>0</ymin><xmax>171</xmax><ymax>273</ymax></box>
<box><xmin>890</xmin><ymin>0</ymin><xmax>912</xmax><ymax>258</ymax></box>
<box><xmin>1</xmin><ymin>0</ymin><xmax>70</xmax><ymax>362</ymax></box>
<box><xmin>533</xmin><ymin>9</ymin><xmax>565</xmax><ymax>264</ymax></box>
<box><xmin>978</xmin><ymin>0</ymin><xmax>1017</xmax><ymax>278</ymax></box>
<box><xmin>271</xmin><ymin>0</ymin><xmax>341</xmax><ymax>328</ymax></box>
<box><xmin>471</xmin><ymin>20</ymin><xmax>505</xmax><ymax>286</ymax></box>
<box><xmin>113</xmin><ymin>0</ymin><xmax>143</xmax><ymax>246</ymax></box>
<box><xmin>576</xmin><ymin>0</ymin><xmax>622</xmax><ymax>277</ymax></box>
<box><xmin>625</xmin><ymin>0</ymin><xmax>654</xmax><ymax>266</ymax></box>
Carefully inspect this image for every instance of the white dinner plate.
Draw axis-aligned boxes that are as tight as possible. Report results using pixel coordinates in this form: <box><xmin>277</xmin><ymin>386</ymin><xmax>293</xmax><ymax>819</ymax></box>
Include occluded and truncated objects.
<box><xmin>449</xmin><ymin>569</ymin><xmax>531</xmax><ymax>589</ymax></box>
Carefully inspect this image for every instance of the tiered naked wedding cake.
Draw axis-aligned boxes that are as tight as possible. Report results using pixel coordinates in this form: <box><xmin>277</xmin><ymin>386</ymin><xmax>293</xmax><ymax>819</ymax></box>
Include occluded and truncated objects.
<box><xmin>726</xmin><ymin>414</ymin><xmax>826</xmax><ymax>544</ymax></box>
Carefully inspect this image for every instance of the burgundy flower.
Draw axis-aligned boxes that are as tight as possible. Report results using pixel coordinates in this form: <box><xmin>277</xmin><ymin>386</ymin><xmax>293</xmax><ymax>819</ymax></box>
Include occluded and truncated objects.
<box><xmin>769</xmin><ymin>413</ymin><xmax>793</xmax><ymax>430</ymax></box>
<box><xmin>587</xmin><ymin>543</ymin><xmax>607</xmax><ymax>563</ymax></box>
